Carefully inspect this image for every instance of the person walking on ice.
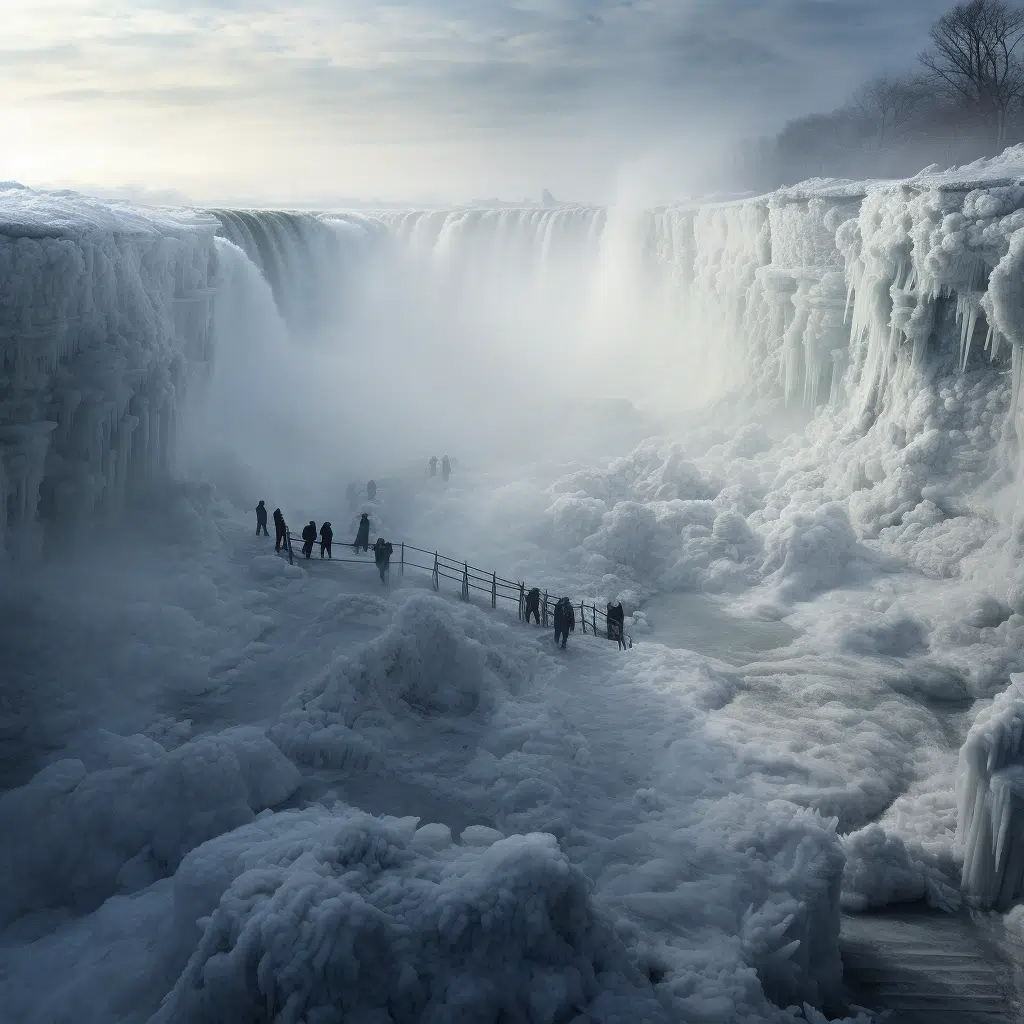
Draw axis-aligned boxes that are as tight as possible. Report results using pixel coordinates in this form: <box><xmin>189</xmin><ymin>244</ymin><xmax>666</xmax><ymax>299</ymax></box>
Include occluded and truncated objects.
<box><xmin>441</xmin><ymin>455</ymin><xmax>451</xmax><ymax>482</ymax></box>
<box><xmin>354</xmin><ymin>512</ymin><xmax>370</xmax><ymax>553</ymax></box>
<box><xmin>301</xmin><ymin>520</ymin><xmax>317</xmax><ymax>559</ymax></box>
<box><xmin>554</xmin><ymin>597</ymin><xmax>575</xmax><ymax>649</ymax></box>
<box><xmin>255</xmin><ymin>501</ymin><xmax>269</xmax><ymax>536</ymax></box>
<box><xmin>319</xmin><ymin>521</ymin><xmax>333</xmax><ymax>559</ymax></box>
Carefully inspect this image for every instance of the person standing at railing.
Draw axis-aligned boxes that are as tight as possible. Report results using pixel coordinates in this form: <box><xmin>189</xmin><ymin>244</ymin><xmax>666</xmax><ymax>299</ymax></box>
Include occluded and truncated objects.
<box><xmin>607</xmin><ymin>602</ymin><xmax>626</xmax><ymax>650</ymax></box>
<box><xmin>525</xmin><ymin>587</ymin><xmax>541</xmax><ymax>625</ymax></box>
<box><xmin>273</xmin><ymin>508</ymin><xmax>285</xmax><ymax>552</ymax></box>
<box><xmin>319</xmin><ymin>521</ymin><xmax>333</xmax><ymax>559</ymax></box>
<box><xmin>441</xmin><ymin>456</ymin><xmax>451</xmax><ymax>482</ymax></box>
<box><xmin>255</xmin><ymin>501</ymin><xmax>269</xmax><ymax>537</ymax></box>
<box><xmin>301</xmin><ymin>521</ymin><xmax>317</xmax><ymax>559</ymax></box>
<box><xmin>374</xmin><ymin>538</ymin><xmax>393</xmax><ymax>583</ymax></box>
<box><xmin>354</xmin><ymin>513</ymin><xmax>370</xmax><ymax>553</ymax></box>
<box><xmin>554</xmin><ymin>597</ymin><xmax>575</xmax><ymax>649</ymax></box>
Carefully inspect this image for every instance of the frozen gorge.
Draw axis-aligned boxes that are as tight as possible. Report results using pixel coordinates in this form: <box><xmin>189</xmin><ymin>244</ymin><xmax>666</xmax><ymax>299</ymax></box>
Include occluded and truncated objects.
<box><xmin>7</xmin><ymin>149</ymin><xmax>1024</xmax><ymax>1021</ymax></box>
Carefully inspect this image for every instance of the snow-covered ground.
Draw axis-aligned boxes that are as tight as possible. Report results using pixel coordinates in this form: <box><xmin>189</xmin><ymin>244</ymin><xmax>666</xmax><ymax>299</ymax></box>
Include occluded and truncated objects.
<box><xmin>7</xmin><ymin>148</ymin><xmax>1024</xmax><ymax>1020</ymax></box>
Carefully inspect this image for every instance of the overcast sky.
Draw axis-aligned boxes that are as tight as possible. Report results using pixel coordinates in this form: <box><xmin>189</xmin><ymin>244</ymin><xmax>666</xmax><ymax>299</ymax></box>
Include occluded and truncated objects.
<box><xmin>2</xmin><ymin>1</ymin><xmax>954</xmax><ymax>204</ymax></box>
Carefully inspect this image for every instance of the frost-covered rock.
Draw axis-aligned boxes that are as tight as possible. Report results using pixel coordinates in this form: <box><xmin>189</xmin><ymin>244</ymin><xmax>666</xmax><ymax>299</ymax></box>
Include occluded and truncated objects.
<box><xmin>155</xmin><ymin>808</ymin><xmax>665</xmax><ymax>1023</ymax></box>
<box><xmin>0</xmin><ymin>726</ymin><xmax>299</xmax><ymax>925</ymax></box>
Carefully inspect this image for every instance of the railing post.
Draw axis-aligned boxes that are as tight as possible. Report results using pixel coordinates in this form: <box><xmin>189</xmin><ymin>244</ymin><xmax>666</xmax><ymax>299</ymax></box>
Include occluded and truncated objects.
<box><xmin>400</xmin><ymin>542</ymin><xmax>405</xmax><ymax>577</ymax></box>
<box><xmin>518</xmin><ymin>582</ymin><xmax>525</xmax><ymax>620</ymax></box>
<box><xmin>432</xmin><ymin>552</ymin><xmax>439</xmax><ymax>591</ymax></box>
<box><xmin>580</xmin><ymin>602</ymin><xmax>586</xmax><ymax>635</ymax></box>
<box><xmin>592</xmin><ymin>605</ymin><xmax>597</xmax><ymax>636</ymax></box>
<box><xmin>491</xmin><ymin>572</ymin><xmax>497</xmax><ymax>609</ymax></box>
<box><xmin>542</xmin><ymin>591</ymin><xmax>549</xmax><ymax>628</ymax></box>
<box><xmin>462</xmin><ymin>562</ymin><xmax>469</xmax><ymax>602</ymax></box>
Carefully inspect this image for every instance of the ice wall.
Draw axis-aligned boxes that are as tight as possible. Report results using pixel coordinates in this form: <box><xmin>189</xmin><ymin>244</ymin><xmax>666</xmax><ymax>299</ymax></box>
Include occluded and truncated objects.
<box><xmin>0</xmin><ymin>186</ymin><xmax>221</xmax><ymax>555</ymax></box>
<box><xmin>958</xmin><ymin>682</ymin><xmax>1024</xmax><ymax>909</ymax></box>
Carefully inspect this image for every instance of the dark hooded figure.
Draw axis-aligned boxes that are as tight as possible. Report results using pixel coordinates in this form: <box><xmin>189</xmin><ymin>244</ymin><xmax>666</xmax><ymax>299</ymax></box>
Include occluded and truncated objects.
<box><xmin>319</xmin><ymin>521</ymin><xmax>333</xmax><ymax>559</ymax></box>
<box><xmin>367</xmin><ymin>480</ymin><xmax>377</xmax><ymax>501</ymax></box>
<box><xmin>553</xmin><ymin>597</ymin><xmax>575</xmax><ymax>649</ymax></box>
<box><xmin>427</xmin><ymin>456</ymin><xmax>437</xmax><ymax>478</ymax></box>
<box><xmin>273</xmin><ymin>508</ymin><xmax>285</xmax><ymax>551</ymax></box>
<box><xmin>374</xmin><ymin>537</ymin><xmax>393</xmax><ymax>583</ymax></box>
<box><xmin>301</xmin><ymin>520</ymin><xmax>317</xmax><ymax>559</ymax></box>
<box><xmin>606</xmin><ymin>602</ymin><xmax>626</xmax><ymax>650</ymax></box>
<box><xmin>441</xmin><ymin>456</ymin><xmax>451</xmax><ymax>482</ymax></box>
<box><xmin>354</xmin><ymin>513</ymin><xmax>370</xmax><ymax>553</ymax></box>
<box><xmin>255</xmin><ymin>501</ymin><xmax>268</xmax><ymax>536</ymax></box>
<box><xmin>524</xmin><ymin>587</ymin><xmax>541</xmax><ymax>625</ymax></box>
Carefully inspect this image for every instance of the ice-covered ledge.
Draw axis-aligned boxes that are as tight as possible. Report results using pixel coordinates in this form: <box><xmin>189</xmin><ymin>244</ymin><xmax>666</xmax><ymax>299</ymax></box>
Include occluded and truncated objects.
<box><xmin>958</xmin><ymin>681</ymin><xmax>1024</xmax><ymax>909</ymax></box>
<box><xmin>0</xmin><ymin>185</ymin><xmax>221</xmax><ymax>553</ymax></box>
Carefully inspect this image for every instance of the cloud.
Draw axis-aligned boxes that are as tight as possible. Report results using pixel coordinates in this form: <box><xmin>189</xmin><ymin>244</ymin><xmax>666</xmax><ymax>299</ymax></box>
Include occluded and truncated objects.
<box><xmin>2</xmin><ymin>0</ymin><xmax>956</xmax><ymax>199</ymax></box>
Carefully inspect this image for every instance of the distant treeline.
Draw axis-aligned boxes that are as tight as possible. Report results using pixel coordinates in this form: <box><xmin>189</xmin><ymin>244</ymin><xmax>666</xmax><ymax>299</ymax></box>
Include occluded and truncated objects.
<box><xmin>730</xmin><ymin>0</ymin><xmax>1024</xmax><ymax>190</ymax></box>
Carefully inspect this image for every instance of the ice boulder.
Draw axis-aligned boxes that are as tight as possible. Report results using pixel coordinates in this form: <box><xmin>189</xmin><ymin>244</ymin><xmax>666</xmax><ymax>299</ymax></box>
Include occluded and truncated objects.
<box><xmin>0</xmin><ymin>726</ymin><xmax>300</xmax><ymax>925</ymax></box>
<box><xmin>154</xmin><ymin>807</ymin><xmax>665</xmax><ymax>1023</ymax></box>
<box><xmin>958</xmin><ymin>682</ymin><xmax>1024</xmax><ymax>909</ymax></box>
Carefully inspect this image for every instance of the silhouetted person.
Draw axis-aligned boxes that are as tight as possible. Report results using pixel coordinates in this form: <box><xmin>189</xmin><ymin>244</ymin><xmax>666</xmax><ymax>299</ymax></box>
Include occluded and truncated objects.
<box><xmin>354</xmin><ymin>513</ymin><xmax>370</xmax><ymax>553</ymax></box>
<box><xmin>374</xmin><ymin>537</ymin><xmax>393</xmax><ymax>583</ymax></box>
<box><xmin>554</xmin><ymin>597</ymin><xmax>575</xmax><ymax>649</ymax></box>
<box><xmin>607</xmin><ymin>602</ymin><xmax>626</xmax><ymax>650</ymax></box>
<box><xmin>319</xmin><ymin>521</ymin><xmax>333</xmax><ymax>559</ymax></box>
<box><xmin>524</xmin><ymin>587</ymin><xmax>541</xmax><ymax>625</ymax></box>
<box><xmin>441</xmin><ymin>456</ymin><xmax>451</xmax><ymax>482</ymax></box>
<box><xmin>367</xmin><ymin>479</ymin><xmax>377</xmax><ymax>501</ymax></box>
<box><xmin>273</xmin><ymin>508</ymin><xmax>285</xmax><ymax>552</ymax></box>
<box><xmin>255</xmin><ymin>500</ymin><xmax>268</xmax><ymax>536</ymax></box>
<box><xmin>301</xmin><ymin>521</ymin><xmax>317</xmax><ymax>559</ymax></box>
<box><xmin>428</xmin><ymin>456</ymin><xmax>437</xmax><ymax>478</ymax></box>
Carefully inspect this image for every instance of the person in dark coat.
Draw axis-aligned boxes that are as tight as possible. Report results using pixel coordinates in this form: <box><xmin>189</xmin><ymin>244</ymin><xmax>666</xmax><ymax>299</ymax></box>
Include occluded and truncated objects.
<box><xmin>319</xmin><ymin>521</ymin><xmax>333</xmax><ymax>559</ymax></box>
<box><xmin>273</xmin><ymin>508</ymin><xmax>285</xmax><ymax>552</ymax></box>
<box><xmin>553</xmin><ymin>597</ymin><xmax>575</xmax><ymax>649</ymax></box>
<box><xmin>301</xmin><ymin>521</ymin><xmax>317</xmax><ymax>559</ymax></box>
<box><xmin>374</xmin><ymin>538</ymin><xmax>393</xmax><ymax>583</ymax></box>
<box><xmin>441</xmin><ymin>456</ymin><xmax>451</xmax><ymax>482</ymax></box>
<box><xmin>524</xmin><ymin>587</ymin><xmax>541</xmax><ymax>625</ymax></box>
<box><xmin>255</xmin><ymin>501</ymin><xmax>269</xmax><ymax>536</ymax></box>
<box><xmin>427</xmin><ymin>456</ymin><xmax>437</xmax><ymax>478</ymax></box>
<box><xmin>367</xmin><ymin>480</ymin><xmax>377</xmax><ymax>501</ymax></box>
<box><xmin>354</xmin><ymin>513</ymin><xmax>370</xmax><ymax>553</ymax></box>
<box><xmin>607</xmin><ymin>602</ymin><xmax>626</xmax><ymax>650</ymax></box>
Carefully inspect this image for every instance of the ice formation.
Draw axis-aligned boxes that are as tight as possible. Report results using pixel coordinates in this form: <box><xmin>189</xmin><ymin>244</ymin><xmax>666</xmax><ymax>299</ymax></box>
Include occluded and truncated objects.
<box><xmin>12</xmin><ymin>148</ymin><xmax>1024</xmax><ymax>1020</ymax></box>
<box><xmin>958</xmin><ymin>681</ymin><xmax>1024</xmax><ymax>909</ymax></box>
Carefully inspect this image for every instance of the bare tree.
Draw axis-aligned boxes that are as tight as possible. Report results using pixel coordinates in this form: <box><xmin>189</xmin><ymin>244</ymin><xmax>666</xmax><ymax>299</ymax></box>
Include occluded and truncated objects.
<box><xmin>852</xmin><ymin>73</ymin><xmax>930</xmax><ymax>148</ymax></box>
<box><xmin>919</xmin><ymin>0</ymin><xmax>1024</xmax><ymax>149</ymax></box>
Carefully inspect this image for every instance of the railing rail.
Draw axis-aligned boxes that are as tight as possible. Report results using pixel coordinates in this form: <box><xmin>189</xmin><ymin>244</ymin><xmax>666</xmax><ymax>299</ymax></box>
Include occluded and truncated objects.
<box><xmin>277</xmin><ymin>516</ymin><xmax>631</xmax><ymax>649</ymax></box>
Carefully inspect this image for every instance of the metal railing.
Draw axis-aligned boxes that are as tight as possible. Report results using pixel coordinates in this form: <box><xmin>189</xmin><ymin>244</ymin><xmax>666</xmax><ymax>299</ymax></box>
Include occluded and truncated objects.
<box><xmin>278</xmin><ymin>518</ymin><xmax>632</xmax><ymax>649</ymax></box>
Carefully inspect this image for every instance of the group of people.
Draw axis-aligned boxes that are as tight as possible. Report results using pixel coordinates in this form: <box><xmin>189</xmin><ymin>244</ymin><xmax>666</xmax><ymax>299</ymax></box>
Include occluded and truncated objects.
<box><xmin>258</xmin><ymin>502</ymin><xmax>394</xmax><ymax>584</ymax></box>
<box><xmin>257</xmin><ymin>498</ymin><xmax>629</xmax><ymax>641</ymax></box>
<box><xmin>426</xmin><ymin>455</ymin><xmax>452</xmax><ymax>482</ymax></box>
<box><xmin>522</xmin><ymin>587</ymin><xmax>627</xmax><ymax>651</ymax></box>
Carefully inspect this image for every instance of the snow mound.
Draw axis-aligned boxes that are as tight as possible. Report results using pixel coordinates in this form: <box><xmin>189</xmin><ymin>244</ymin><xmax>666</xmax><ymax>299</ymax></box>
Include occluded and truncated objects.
<box><xmin>761</xmin><ymin>503</ymin><xmax>860</xmax><ymax>601</ymax></box>
<box><xmin>271</xmin><ymin>594</ymin><xmax>527</xmax><ymax>769</ymax></box>
<box><xmin>155</xmin><ymin>807</ymin><xmax>665</xmax><ymax>1023</ymax></box>
<box><xmin>958</xmin><ymin>682</ymin><xmax>1024</xmax><ymax>909</ymax></box>
<box><xmin>0</xmin><ymin>726</ymin><xmax>299</xmax><ymax>926</ymax></box>
<box><xmin>841</xmin><ymin>824</ymin><xmax>960</xmax><ymax>912</ymax></box>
